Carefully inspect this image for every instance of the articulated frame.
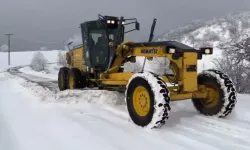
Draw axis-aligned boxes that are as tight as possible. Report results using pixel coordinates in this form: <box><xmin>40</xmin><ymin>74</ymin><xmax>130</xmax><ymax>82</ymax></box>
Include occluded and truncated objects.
<box><xmin>97</xmin><ymin>41</ymin><xmax>210</xmax><ymax>101</ymax></box>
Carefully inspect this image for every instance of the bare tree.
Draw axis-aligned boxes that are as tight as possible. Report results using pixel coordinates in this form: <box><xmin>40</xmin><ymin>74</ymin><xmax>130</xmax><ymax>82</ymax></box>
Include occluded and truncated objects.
<box><xmin>57</xmin><ymin>51</ymin><xmax>67</xmax><ymax>67</ymax></box>
<box><xmin>213</xmin><ymin>55</ymin><xmax>250</xmax><ymax>93</ymax></box>
<box><xmin>214</xmin><ymin>33</ymin><xmax>250</xmax><ymax>93</ymax></box>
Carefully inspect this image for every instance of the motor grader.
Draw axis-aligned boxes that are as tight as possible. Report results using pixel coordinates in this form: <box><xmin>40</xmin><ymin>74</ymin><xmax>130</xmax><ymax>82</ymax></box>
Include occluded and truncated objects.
<box><xmin>58</xmin><ymin>14</ymin><xmax>237</xmax><ymax>129</ymax></box>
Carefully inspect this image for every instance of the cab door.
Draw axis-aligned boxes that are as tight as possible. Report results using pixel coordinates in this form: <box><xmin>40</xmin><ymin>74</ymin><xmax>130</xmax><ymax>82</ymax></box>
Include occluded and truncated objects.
<box><xmin>80</xmin><ymin>22</ymin><xmax>93</xmax><ymax>70</ymax></box>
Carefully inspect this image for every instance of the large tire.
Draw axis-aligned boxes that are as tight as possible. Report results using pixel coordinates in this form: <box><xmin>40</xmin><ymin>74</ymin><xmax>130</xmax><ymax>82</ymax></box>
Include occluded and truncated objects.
<box><xmin>192</xmin><ymin>69</ymin><xmax>237</xmax><ymax>118</ymax></box>
<box><xmin>125</xmin><ymin>72</ymin><xmax>171</xmax><ymax>129</ymax></box>
<box><xmin>58</xmin><ymin>67</ymin><xmax>69</xmax><ymax>91</ymax></box>
<box><xmin>67</xmin><ymin>68</ymin><xmax>86</xmax><ymax>89</ymax></box>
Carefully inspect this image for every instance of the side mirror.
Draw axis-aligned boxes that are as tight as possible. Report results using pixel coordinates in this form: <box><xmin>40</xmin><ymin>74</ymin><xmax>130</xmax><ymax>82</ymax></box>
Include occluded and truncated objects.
<box><xmin>135</xmin><ymin>22</ymin><xmax>140</xmax><ymax>30</ymax></box>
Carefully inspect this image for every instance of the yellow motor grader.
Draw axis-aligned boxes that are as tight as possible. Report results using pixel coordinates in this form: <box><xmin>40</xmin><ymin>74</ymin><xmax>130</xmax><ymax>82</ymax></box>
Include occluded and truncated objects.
<box><xmin>58</xmin><ymin>14</ymin><xmax>237</xmax><ymax>129</ymax></box>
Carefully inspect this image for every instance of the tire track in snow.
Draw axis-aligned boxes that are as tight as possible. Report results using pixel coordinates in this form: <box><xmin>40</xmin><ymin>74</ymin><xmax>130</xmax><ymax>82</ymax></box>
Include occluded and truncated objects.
<box><xmin>154</xmin><ymin>129</ymin><xmax>222</xmax><ymax>150</ymax></box>
<box><xmin>179</xmin><ymin>117</ymin><xmax>250</xmax><ymax>146</ymax></box>
<box><xmin>231</xmin><ymin>111</ymin><xmax>250</xmax><ymax>125</ymax></box>
<box><xmin>57</xmin><ymin>105</ymin><xmax>195</xmax><ymax>150</ymax></box>
<box><xmin>84</xmin><ymin>113</ymin><xmax>191</xmax><ymax>150</ymax></box>
<box><xmin>59</xmin><ymin>109</ymin><xmax>185</xmax><ymax>150</ymax></box>
<box><xmin>194</xmin><ymin>115</ymin><xmax>250</xmax><ymax>136</ymax></box>
<box><xmin>7</xmin><ymin>64</ymin><xmax>59</xmax><ymax>92</ymax></box>
<box><xmin>65</xmin><ymin>104</ymin><xmax>229</xmax><ymax>150</ymax></box>
<box><xmin>230</xmin><ymin>118</ymin><xmax>250</xmax><ymax>126</ymax></box>
<box><xmin>67</xmin><ymin>107</ymin><xmax>220</xmax><ymax>150</ymax></box>
<box><xmin>164</xmin><ymin>108</ymin><xmax>250</xmax><ymax>149</ymax></box>
<box><xmin>174</xmin><ymin>123</ymin><xmax>250</xmax><ymax>150</ymax></box>
<box><xmin>76</xmin><ymin>107</ymin><xmax>195</xmax><ymax>150</ymax></box>
<box><xmin>93</xmin><ymin>106</ymin><xmax>225</xmax><ymax>150</ymax></box>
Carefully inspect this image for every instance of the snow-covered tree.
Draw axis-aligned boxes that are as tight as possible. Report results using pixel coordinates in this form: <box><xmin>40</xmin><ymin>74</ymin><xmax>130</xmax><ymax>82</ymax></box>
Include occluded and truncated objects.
<box><xmin>57</xmin><ymin>51</ymin><xmax>67</xmax><ymax>67</ymax></box>
<box><xmin>30</xmin><ymin>51</ymin><xmax>48</xmax><ymax>72</ymax></box>
<box><xmin>214</xmin><ymin>30</ymin><xmax>250</xmax><ymax>93</ymax></box>
<box><xmin>213</xmin><ymin>53</ymin><xmax>250</xmax><ymax>93</ymax></box>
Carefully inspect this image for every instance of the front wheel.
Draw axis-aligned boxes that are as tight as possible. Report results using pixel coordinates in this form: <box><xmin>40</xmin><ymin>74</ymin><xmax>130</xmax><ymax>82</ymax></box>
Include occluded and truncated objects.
<box><xmin>192</xmin><ymin>69</ymin><xmax>237</xmax><ymax>118</ymax></box>
<box><xmin>125</xmin><ymin>72</ymin><xmax>171</xmax><ymax>129</ymax></box>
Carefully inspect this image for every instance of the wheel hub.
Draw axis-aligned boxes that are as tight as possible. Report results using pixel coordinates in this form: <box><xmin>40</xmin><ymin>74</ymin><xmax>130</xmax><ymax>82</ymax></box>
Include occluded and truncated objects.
<box><xmin>132</xmin><ymin>86</ymin><xmax>150</xmax><ymax>116</ymax></box>
<box><xmin>201</xmin><ymin>84</ymin><xmax>219</xmax><ymax>108</ymax></box>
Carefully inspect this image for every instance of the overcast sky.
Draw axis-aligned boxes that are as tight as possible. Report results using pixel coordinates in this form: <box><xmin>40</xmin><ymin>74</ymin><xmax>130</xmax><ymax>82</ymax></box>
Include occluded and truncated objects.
<box><xmin>1</xmin><ymin>0</ymin><xmax>250</xmax><ymax>51</ymax></box>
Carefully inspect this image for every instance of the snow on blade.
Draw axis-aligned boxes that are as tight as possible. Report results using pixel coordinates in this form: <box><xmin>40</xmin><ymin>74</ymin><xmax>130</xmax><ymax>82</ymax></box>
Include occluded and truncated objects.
<box><xmin>56</xmin><ymin>89</ymin><xmax>125</xmax><ymax>105</ymax></box>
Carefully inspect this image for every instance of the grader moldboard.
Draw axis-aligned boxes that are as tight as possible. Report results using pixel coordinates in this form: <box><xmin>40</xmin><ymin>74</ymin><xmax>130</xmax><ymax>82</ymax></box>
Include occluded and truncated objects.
<box><xmin>58</xmin><ymin>14</ymin><xmax>237</xmax><ymax>129</ymax></box>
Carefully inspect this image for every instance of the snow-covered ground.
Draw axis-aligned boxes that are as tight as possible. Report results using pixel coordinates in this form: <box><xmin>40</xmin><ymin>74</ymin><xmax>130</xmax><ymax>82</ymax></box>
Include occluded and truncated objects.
<box><xmin>1</xmin><ymin>72</ymin><xmax>250</xmax><ymax>150</ymax></box>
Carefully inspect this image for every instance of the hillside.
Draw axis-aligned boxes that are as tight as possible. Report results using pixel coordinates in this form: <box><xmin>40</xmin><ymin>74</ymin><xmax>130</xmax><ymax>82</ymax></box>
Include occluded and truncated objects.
<box><xmin>147</xmin><ymin>11</ymin><xmax>250</xmax><ymax>71</ymax></box>
<box><xmin>158</xmin><ymin>11</ymin><xmax>250</xmax><ymax>44</ymax></box>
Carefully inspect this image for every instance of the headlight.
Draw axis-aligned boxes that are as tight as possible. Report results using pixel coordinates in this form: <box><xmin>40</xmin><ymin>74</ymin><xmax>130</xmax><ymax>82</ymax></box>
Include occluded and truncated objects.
<box><xmin>205</xmin><ymin>48</ymin><xmax>210</xmax><ymax>54</ymax></box>
<box><xmin>111</xmin><ymin>20</ymin><xmax>115</xmax><ymax>24</ymax></box>
<box><xmin>169</xmin><ymin>48</ymin><xmax>175</xmax><ymax>53</ymax></box>
<box><xmin>107</xmin><ymin>20</ymin><xmax>111</xmax><ymax>24</ymax></box>
<box><xmin>200</xmin><ymin>47</ymin><xmax>213</xmax><ymax>55</ymax></box>
<box><xmin>118</xmin><ymin>21</ymin><xmax>125</xmax><ymax>24</ymax></box>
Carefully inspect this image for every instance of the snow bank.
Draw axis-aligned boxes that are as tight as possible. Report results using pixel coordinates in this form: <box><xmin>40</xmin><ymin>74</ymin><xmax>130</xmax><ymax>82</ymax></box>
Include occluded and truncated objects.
<box><xmin>2</xmin><ymin>72</ymin><xmax>126</xmax><ymax>107</ymax></box>
<box><xmin>56</xmin><ymin>89</ymin><xmax>125</xmax><ymax>105</ymax></box>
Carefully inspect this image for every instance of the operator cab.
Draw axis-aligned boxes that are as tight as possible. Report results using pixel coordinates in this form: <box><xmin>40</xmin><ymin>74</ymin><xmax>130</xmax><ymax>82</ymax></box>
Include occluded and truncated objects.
<box><xmin>80</xmin><ymin>15</ymin><xmax>139</xmax><ymax>73</ymax></box>
<box><xmin>80</xmin><ymin>16</ymin><xmax>124</xmax><ymax>72</ymax></box>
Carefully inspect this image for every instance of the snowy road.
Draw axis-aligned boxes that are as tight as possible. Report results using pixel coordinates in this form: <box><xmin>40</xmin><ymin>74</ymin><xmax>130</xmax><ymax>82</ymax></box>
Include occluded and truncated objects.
<box><xmin>7</xmin><ymin>65</ymin><xmax>59</xmax><ymax>92</ymax></box>
<box><xmin>1</xmin><ymin>67</ymin><xmax>250</xmax><ymax>150</ymax></box>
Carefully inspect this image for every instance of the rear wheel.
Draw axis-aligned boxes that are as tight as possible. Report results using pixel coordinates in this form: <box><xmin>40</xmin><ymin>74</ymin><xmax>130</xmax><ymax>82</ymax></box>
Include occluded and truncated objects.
<box><xmin>67</xmin><ymin>68</ymin><xmax>86</xmax><ymax>89</ymax></box>
<box><xmin>58</xmin><ymin>67</ymin><xmax>69</xmax><ymax>91</ymax></box>
<box><xmin>192</xmin><ymin>69</ymin><xmax>237</xmax><ymax>118</ymax></box>
<box><xmin>125</xmin><ymin>72</ymin><xmax>171</xmax><ymax>129</ymax></box>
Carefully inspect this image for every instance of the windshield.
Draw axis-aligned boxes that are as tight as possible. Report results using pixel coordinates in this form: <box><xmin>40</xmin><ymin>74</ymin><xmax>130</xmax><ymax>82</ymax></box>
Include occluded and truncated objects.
<box><xmin>89</xmin><ymin>29</ymin><xmax>115</xmax><ymax>44</ymax></box>
<box><xmin>88</xmin><ymin>28</ymin><xmax>117</xmax><ymax>66</ymax></box>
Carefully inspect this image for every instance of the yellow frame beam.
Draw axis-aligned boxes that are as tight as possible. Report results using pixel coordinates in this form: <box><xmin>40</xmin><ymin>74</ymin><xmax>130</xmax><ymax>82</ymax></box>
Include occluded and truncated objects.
<box><xmin>99</xmin><ymin>72</ymin><xmax>208</xmax><ymax>101</ymax></box>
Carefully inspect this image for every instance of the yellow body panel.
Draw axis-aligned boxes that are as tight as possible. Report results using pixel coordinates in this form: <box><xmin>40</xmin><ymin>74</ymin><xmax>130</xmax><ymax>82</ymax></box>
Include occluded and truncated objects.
<box><xmin>182</xmin><ymin>53</ymin><xmax>198</xmax><ymax>92</ymax></box>
<box><xmin>67</xmin><ymin>46</ymin><xmax>86</xmax><ymax>71</ymax></box>
<box><xmin>100</xmin><ymin>72</ymin><xmax>134</xmax><ymax>85</ymax></box>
